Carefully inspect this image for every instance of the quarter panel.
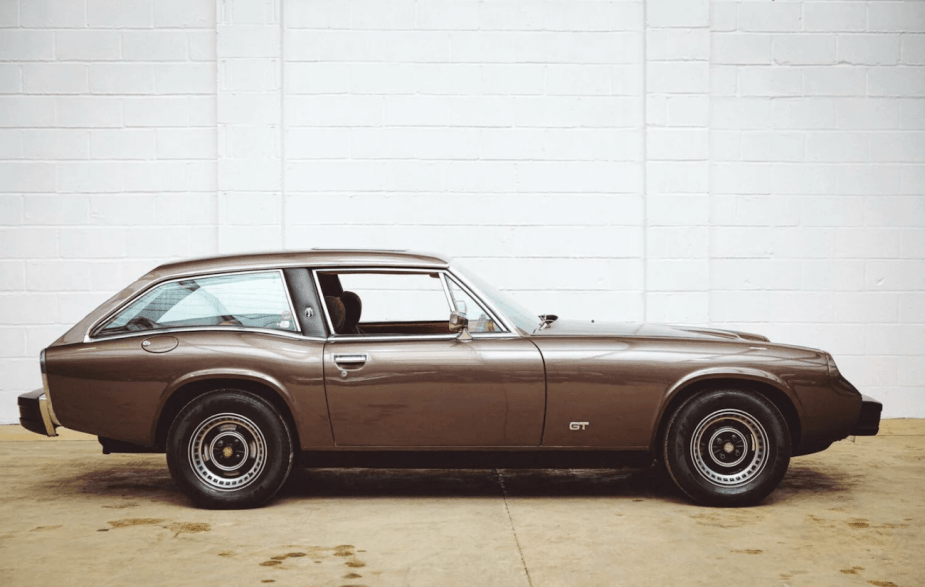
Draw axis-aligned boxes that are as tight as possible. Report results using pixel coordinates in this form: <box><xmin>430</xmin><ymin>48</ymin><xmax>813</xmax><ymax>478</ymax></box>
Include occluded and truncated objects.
<box><xmin>46</xmin><ymin>331</ymin><xmax>330</xmax><ymax>448</ymax></box>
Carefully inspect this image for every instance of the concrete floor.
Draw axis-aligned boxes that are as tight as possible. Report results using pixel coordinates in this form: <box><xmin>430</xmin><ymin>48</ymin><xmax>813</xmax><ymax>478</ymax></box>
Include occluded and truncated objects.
<box><xmin>0</xmin><ymin>422</ymin><xmax>922</xmax><ymax>587</ymax></box>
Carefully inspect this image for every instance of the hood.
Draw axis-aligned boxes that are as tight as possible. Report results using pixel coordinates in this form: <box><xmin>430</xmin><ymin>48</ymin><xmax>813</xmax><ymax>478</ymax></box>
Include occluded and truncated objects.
<box><xmin>530</xmin><ymin>319</ymin><xmax>770</xmax><ymax>343</ymax></box>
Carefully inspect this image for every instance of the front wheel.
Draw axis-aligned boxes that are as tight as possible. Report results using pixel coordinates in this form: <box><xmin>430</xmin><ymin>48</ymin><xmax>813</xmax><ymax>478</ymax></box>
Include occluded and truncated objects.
<box><xmin>166</xmin><ymin>390</ymin><xmax>293</xmax><ymax>509</ymax></box>
<box><xmin>663</xmin><ymin>390</ymin><xmax>791</xmax><ymax>507</ymax></box>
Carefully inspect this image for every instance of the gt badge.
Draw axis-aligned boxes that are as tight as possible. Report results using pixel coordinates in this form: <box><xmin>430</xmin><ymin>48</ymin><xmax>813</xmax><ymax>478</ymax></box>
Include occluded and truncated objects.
<box><xmin>569</xmin><ymin>422</ymin><xmax>589</xmax><ymax>431</ymax></box>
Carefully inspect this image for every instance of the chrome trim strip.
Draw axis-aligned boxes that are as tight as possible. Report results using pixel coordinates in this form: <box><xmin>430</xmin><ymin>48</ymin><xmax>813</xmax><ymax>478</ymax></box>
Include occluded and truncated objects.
<box><xmin>326</xmin><ymin>334</ymin><xmax>459</xmax><ymax>343</ymax></box>
<box><xmin>150</xmin><ymin>259</ymin><xmax>448</xmax><ymax>283</ymax></box>
<box><xmin>85</xmin><ymin>326</ymin><xmax>326</xmax><ymax>344</ymax></box>
<box><xmin>326</xmin><ymin>332</ymin><xmax>518</xmax><ymax>343</ymax></box>
<box><xmin>278</xmin><ymin>268</ymin><xmax>303</xmax><ymax>334</ymax></box>
<box><xmin>439</xmin><ymin>273</ymin><xmax>455</xmax><ymax>310</ymax></box>
<box><xmin>88</xmin><ymin>269</ymin><xmax>302</xmax><ymax>342</ymax></box>
<box><xmin>315</xmin><ymin>267</ymin><xmax>448</xmax><ymax>276</ymax></box>
<box><xmin>38</xmin><ymin>394</ymin><xmax>58</xmax><ymax>437</ymax></box>
<box><xmin>87</xmin><ymin>326</ymin><xmax>513</xmax><ymax>346</ymax></box>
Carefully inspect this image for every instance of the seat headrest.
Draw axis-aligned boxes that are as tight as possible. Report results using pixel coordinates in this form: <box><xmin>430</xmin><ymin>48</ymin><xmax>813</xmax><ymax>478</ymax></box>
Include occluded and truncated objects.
<box><xmin>318</xmin><ymin>273</ymin><xmax>344</xmax><ymax>297</ymax></box>
<box><xmin>324</xmin><ymin>296</ymin><xmax>345</xmax><ymax>333</ymax></box>
<box><xmin>340</xmin><ymin>291</ymin><xmax>362</xmax><ymax>333</ymax></box>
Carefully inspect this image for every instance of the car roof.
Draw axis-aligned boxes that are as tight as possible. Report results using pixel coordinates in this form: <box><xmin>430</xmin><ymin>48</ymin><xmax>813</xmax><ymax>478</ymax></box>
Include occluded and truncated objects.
<box><xmin>145</xmin><ymin>249</ymin><xmax>451</xmax><ymax>280</ymax></box>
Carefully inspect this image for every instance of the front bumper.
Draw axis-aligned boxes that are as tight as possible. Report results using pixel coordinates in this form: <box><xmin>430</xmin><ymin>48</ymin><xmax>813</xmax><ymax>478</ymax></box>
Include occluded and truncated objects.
<box><xmin>18</xmin><ymin>389</ymin><xmax>59</xmax><ymax>437</ymax></box>
<box><xmin>852</xmin><ymin>394</ymin><xmax>882</xmax><ymax>436</ymax></box>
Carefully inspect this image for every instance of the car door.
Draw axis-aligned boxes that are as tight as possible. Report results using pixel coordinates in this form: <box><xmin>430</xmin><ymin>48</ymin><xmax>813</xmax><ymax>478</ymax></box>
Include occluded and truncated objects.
<box><xmin>317</xmin><ymin>268</ymin><xmax>546</xmax><ymax>447</ymax></box>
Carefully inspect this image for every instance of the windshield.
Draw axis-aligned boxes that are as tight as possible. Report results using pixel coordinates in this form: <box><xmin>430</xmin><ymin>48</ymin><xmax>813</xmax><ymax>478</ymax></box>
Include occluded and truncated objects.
<box><xmin>452</xmin><ymin>264</ymin><xmax>539</xmax><ymax>333</ymax></box>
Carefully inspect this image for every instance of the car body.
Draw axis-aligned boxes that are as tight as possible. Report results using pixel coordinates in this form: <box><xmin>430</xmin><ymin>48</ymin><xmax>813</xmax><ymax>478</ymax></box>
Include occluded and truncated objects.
<box><xmin>19</xmin><ymin>250</ymin><xmax>882</xmax><ymax>508</ymax></box>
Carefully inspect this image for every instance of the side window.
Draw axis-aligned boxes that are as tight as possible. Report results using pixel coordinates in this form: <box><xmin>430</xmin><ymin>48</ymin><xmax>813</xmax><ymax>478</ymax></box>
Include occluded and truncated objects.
<box><xmin>98</xmin><ymin>271</ymin><xmax>297</xmax><ymax>336</ymax></box>
<box><xmin>447</xmin><ymin>278</ymin><xmax>502</xmax><ymax>333</ymax></box>
<box><xmin>317</xmin><ymin>271</ymin><xmax>453</xmax><ymax>336</ymax></box>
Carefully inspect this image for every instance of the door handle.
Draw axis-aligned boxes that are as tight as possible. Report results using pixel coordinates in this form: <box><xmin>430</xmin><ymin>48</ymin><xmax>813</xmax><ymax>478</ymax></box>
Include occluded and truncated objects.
<box><xmin>333</xmin><ymin>354</ymin><xmax>369</xmax><ymax>366</ymax></box>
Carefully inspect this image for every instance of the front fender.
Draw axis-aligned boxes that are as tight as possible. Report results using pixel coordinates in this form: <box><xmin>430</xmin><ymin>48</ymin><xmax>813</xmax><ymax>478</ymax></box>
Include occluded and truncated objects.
<box><xmin>651</xmin><ymin>366</ymin><xmax>806</xmax><ymax>449</ymax></box>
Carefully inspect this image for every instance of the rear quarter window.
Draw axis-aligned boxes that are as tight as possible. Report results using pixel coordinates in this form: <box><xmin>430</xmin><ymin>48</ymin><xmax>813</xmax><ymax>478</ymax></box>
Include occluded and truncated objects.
<box><xmin>97</xmin><ymin>271</ymin><xmax>298</xmax><ymax>336</ymax></box>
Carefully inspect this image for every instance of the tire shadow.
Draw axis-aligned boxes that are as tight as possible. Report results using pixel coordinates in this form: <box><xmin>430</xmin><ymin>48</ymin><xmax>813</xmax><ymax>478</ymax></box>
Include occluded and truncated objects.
<box><xmin>281</xmin><ymin>465</ymin><xmax>683</xmax><ymax>502</ymax></box>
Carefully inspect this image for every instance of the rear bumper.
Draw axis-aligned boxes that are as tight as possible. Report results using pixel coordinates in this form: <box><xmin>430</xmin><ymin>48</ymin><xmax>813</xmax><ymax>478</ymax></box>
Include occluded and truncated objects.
<box><xmin>852</xmin><ymin>394</ymin><xmax>882</xmax><ymax>436</ymax></box>
<box><xmin>18</xmin><ymin>389</ymin><xmax>59</xmax><ymax>437</ymax></box>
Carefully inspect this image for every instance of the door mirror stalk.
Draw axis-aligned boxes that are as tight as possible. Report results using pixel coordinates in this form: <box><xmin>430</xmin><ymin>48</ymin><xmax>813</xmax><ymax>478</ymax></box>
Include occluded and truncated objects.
<box><xmin>449</xmin><ymin>310</ymin><xmax>472</xmax><ymax>341</ymax></box>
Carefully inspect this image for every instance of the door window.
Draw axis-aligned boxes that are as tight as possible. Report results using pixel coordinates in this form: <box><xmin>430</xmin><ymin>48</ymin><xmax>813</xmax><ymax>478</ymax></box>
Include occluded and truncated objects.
<box><xmin>317</xmin><ymin>271</ymin><xmax>453</xmax><ymax>335</ymax></box>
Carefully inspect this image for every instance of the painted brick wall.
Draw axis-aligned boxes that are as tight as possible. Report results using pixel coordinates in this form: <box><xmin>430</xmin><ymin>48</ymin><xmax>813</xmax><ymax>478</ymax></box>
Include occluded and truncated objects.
<box><xmin>0</xmin><ymin>0</ymin><xmax>922</xmax><ymax>422</ymax></box>
<box><xmin>0</xmin><ymin>0</ymin><xmax>218</xmax><ymax>424</ymax></box>
<box><xmin>281</xmin><ymin>0</ymin><xmax>646</xmax><ymax>322</ymax></box>
<box><xmin>708</xmin><ymin>0</ymin><xmax>925</xmax><ymax>417</ymax></box>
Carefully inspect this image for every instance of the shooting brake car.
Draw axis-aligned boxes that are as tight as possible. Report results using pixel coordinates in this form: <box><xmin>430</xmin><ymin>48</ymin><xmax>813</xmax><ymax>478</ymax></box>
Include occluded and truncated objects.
<box><xmin>19</xmin><ymin>250</ymin><xmax>881</xmax><ymax>509</ymax></box>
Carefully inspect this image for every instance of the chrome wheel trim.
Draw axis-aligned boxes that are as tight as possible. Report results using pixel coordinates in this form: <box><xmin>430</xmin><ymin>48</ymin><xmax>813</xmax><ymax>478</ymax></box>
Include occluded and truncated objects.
<box><xmin>690</xmin><ymin>409</ymin><xmax>769</xmax><ymax>487</ymax></box>
<box><xmin>706</xmin><ymin>426</ymin><xmax>749</xmax><ymax>468</ymax></box>
<box><xmin>188</xmin><ymin>413</ymin><xmax>267</xmax><ymax>492</ymax></box>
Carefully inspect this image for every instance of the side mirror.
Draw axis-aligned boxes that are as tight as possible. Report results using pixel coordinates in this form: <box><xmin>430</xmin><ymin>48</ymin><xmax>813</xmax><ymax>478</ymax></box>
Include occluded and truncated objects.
<box><xmin>448</xmin><ymin>310</ymin><xmax>468</xmax><ymax>332</ymax></box>
<box><xmin>449</xmin><ymin>310</ymin><xmax>472</xmax><ymax>341</ymax></box>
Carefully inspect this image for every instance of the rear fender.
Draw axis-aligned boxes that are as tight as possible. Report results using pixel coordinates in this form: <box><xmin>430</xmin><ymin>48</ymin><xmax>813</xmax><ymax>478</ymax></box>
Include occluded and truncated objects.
<box><xmin>151</xmin><ymin>368</ymin><xmax>295</xmax><ymax>443</ymax></box>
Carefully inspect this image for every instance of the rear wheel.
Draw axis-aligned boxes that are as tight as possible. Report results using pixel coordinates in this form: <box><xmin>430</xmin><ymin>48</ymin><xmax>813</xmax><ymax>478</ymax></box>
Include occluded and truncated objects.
<box><xmin>663</xmin><ymin>390</ymin><xmax>790</xmax><ymax>506</ymax></box>
<box><xmin>166</xmin><ymin>390</ymin><xmax>293</xmax><ymax>509</ymax></box>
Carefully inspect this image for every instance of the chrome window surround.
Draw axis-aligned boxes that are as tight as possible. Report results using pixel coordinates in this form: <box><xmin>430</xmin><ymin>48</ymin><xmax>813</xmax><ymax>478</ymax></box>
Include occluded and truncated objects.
<box><xmin>439</xmin><ymin>273</ymin><xmax>455</xmax><ymax>310</ymax></box>
<box><xmin>86</xmin><ymin>260</ymin><xmax>451</xmax><ymax>340</ymax></box>
<box><xmin>87</xmin><ymin>269</ymin><xmax>303</xmax><ymax>342</ymax></box>
<box><xmin>310</xmin><ymin>267</ymin><xmax>519</xmax><ymax>341</ymax></box>
<box><xmin>142</xmin><ymin>259</ymin><xmax>450</xmax><ymax>283</ymax></box>
<box><xmin>443</xmin><ymin>273</ymin><xmax>509</xmax><ymax>335</ymax></box>
<box><xmin>447</xmin><ymin>269</ymin><xmax>522</xmax><ymax>335</ymax></box>
<box><xmin>83</xmin><ymin>263</ymin><xmax>521</xmax><ymax>345</ymax></box>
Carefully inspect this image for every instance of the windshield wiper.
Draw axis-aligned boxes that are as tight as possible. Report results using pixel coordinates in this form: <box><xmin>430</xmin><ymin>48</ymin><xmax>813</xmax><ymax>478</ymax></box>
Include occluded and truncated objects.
<box><xmin>538</xmin><ymin>314</ymin><xmax>558</xmax><ymax>330</ymax></box>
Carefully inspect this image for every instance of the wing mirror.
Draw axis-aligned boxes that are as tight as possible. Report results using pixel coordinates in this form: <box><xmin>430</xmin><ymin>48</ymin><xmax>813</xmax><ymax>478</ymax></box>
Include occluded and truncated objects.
<box><xmin>449</xmin><ymin>310</ymin><xmax>472</xmax><ymax>341</ymax></box>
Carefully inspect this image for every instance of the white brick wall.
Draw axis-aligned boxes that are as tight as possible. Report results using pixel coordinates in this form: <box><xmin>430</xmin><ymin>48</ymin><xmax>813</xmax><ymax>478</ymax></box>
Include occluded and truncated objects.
<box><xmin>0</xmin><ymin>0</ymin><xmax>217</xmax><ymax>421</ymax></box>
<box><xmin>282</xmin><ymin>0</ymin><xmax>647</xmax><ymax>327</ymax></box>
<box><xmin>710</xmin><ymin>0</ymin><xmax>925</xmax><ymax>418</ymax></box>
<box><xmin>0</xmin><ymin>0</ymin><xmax>923</xmax><ymax>422</ymax></box>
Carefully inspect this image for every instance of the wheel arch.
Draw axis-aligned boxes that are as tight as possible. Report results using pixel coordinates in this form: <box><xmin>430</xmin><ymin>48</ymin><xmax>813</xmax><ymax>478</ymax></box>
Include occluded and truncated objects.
<box><xmin>153</xmin><ymin>372</ymin><xmax>300</xmax><ymax>451</ymax></box>
<box><xmin>651</xmin><ymin>373</ymin><xmax>802</xmax><ymax>459</ymax></box>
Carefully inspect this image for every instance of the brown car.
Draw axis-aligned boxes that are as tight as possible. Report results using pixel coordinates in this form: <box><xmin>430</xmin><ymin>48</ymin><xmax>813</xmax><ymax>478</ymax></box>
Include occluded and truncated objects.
<box><xmin>19</xmin><ymin>250</ymin><xmax>881</xmax><ymax>509</ymax></box>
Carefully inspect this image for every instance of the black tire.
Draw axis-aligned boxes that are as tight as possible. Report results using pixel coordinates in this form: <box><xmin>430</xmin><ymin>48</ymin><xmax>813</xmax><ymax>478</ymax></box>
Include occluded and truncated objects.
<box><xmin>166</xmin><ymin>390</ymin><xmax>293</xmax><ymax>509</ymax></box>
<box><xmin>663</xmin><ymin>390</ymin><xmax>791</xmax><ymax>507</ymax></box>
